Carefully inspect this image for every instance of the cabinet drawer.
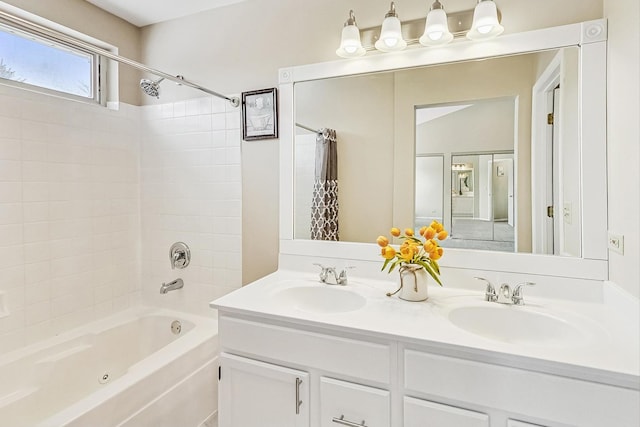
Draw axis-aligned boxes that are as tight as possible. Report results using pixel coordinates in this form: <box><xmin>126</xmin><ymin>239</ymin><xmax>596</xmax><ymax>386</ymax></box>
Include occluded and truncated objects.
<box><xmin>320</xmin><ymin>377</ymin><xmax>390</xmax><ymax>427</ymax></box>
<box><xmin>404</xmin><ymin>396</ymin><xmax>489</xmax><ymax>427</ymax></box>
<box><xmin>404</xmin><ymin>349</ymin><xmax>639</xmax><ymax>427</ymax></box>
<box><xmin>507</xmin><ymin>421</ymin><xmax>546</xmax><ymax>427</ymax></box>
<box><xmin>220</xmin><ymin>315</ymin><xmax>390</xmax><ymax>383</ymax></box>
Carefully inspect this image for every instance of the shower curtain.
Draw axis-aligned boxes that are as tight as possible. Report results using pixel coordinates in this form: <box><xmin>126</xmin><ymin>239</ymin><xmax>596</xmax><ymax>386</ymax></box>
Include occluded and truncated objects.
<box><xmin>310</xmin><ymin>128</ymin><xmax>339</xmax><ymax>241</ymax></box>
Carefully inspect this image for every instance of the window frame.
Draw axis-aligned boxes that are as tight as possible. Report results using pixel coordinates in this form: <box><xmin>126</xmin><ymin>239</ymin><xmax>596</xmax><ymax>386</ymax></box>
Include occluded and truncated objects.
<box><xmin>0</xmin><ymin>21</ymin><xmax>104</xmax><ymax>105</ymax></box>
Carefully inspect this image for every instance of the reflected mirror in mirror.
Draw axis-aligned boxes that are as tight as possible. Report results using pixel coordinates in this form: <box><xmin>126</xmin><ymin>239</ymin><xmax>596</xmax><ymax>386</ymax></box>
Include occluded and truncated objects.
<box><xmin>294</xmin><ymin>47</ymin><xmax>581</xmax><ymax>257</ymax></box>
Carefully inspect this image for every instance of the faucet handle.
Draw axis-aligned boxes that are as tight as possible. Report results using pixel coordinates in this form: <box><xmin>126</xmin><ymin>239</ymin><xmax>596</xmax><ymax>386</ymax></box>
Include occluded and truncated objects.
<box><xmin>313</xmin><ymin>263</ymin><xmax>334</xmax><ymax>283</ymax></box>
<box><xmin>512</xmin><ymin>282</ymin><xmax>535</xmax><ymax>305</ymax></box>
<box><xmin>475</xmin><ymin>277</ymin><xmax>497</xmax><ymax>302</ymax></box>
<box><xmin>337</xmin><ymin>266</ymin><xmax>355</xmax><ymax>285</ymax></box>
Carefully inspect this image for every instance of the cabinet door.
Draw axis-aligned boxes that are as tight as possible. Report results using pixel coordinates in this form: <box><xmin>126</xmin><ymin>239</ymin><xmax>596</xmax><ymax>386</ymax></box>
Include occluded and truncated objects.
<box><xmin>320</xmin><ymin>377</ymin><xmax>390</xmax><ymax>427</ymax></box>
<box><xmin>219</xmin><ymin>352</ymin><xmax>309</xmax><ymax>427</ymax></box>
<box><xmin>404</xmin><ymin>396</ymin><xmax>489</xmax><ymax>427</ymax></box>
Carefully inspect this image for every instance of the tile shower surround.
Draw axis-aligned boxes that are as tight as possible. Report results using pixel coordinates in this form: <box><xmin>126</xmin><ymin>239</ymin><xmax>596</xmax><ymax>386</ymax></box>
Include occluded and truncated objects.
<box><xmin>0</xmin><ymin>84</ymin><xmax>242</xmax><ymax>354</ymax></box>
<box><xmin>140</xmin><ymin>97</ymin><xmax>242</xmax><ymax>316</ymax></box>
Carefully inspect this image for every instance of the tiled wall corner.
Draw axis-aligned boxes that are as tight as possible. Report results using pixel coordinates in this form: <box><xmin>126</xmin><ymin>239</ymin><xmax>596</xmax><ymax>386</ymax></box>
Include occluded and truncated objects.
<box><xmin>140</xmin><ymin>96</ymin><xmax>242</xmax><ymax>316</ymax></box>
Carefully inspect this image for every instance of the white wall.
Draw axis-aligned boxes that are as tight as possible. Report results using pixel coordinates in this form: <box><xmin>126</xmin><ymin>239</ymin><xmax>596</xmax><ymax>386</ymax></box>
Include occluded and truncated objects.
<box><xmin>604</xmin><ymin>0</ymin><xmax>640</xmax><ymax>298</ymax></box>
<box><xmin>140</xmin><ymin>97</ymin><xmax>242</xmax><ymax>316</ymax></box>
<box><xmin>0</xmin><ymin>85</ymin><xmax>140</xmax><ymax>354</ymax></box>
<box><xmin>140</xmin><ymin>0</ymin><xmax>605</xmax><ymax>285</ymax></box>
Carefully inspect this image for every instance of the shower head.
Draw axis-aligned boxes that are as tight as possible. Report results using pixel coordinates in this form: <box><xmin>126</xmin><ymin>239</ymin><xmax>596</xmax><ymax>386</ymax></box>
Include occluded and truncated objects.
<box><xmin>139</xmin><ymin>77</ymin><xmax>164</xmax><ymax>98</ymax></box>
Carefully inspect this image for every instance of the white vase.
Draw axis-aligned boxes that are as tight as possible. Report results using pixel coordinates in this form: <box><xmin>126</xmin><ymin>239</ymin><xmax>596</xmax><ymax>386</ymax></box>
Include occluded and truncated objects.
<box><xmin>398</xmin><ymin>264</ymin><xmax>429</xmax><ymax>302</ymax></box>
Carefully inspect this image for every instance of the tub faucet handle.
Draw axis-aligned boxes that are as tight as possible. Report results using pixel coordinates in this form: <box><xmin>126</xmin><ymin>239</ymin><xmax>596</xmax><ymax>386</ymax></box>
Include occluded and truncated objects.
<box><xmin>475</xmin><ymin>277</ymin><xmax>497</xmax><ymax>302</ymax></box>
<box><xmin>169</xmin><ymin>242</ymin><xmax>191</xmax><ymax>270</ymax></box>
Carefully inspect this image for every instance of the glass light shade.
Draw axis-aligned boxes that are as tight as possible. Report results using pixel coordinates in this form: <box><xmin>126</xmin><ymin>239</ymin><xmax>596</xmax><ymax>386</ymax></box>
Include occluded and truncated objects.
<box><xmin>467</xmin><ymin>0</ymin><xmax>504</xmax><ymax>40</ymax></box>
<box><xmin>336</xmin><ymin>24</ymin><xmax>365</xmax><ymax>58</ymax></box>
<box><xmin>375</xmin><ymin>16</ymin><xmax>407</xmax><ymax>52</ymax></box>
<box><xmin>419</xmin><ymin>8</ymin><xmax>453</xmax><ymax>46</ymax></box>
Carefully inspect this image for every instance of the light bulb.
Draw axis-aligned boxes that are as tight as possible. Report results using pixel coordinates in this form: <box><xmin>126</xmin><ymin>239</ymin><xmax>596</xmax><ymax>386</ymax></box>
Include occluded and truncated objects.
<box><xmin>336</xmin><ymin>10</ymin><xmax>366</xmax><ymax>58</ymax></box>
<box><xmin>384</xmin><ymin>37</ymin><xmax>399</xmax><ymax>47</ymax></box>
<box><xmin>375</xmin><ymin>2</ymin><xmax>407</xmax><ymax>52</ymax></box>
<box><xmin>467</xmin><ymin>0</ymin><xmax>503</xmax><ymax>40</ymax></box>
<box><xmin>344</xmin><ymin>45</ymin><xmax>357</xmax><ymax>54</ymax></box>
<box><xmin>419</xmin><ymin>1</ymin><xmax>453</xmax><ymax>47</ymax></box>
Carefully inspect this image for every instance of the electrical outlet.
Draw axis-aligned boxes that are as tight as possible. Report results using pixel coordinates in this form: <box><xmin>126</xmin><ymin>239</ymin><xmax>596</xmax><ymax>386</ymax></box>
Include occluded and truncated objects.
<box><xmin>608</xmin><ymin>232</ymin><xmax>624</xmax><ymax>254</ymax></box>
<box><xmin>563</xmin><ymin>202</ymin><xmax>572</xmax><ymax>225</ymax></box>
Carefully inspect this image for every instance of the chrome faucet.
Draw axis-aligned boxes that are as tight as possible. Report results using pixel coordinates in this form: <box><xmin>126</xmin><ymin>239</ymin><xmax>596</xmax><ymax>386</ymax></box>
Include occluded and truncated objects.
<box><xmin>313</xmin><ymin>264</ymin><xmax>353</xmax><ymax>285</ymax></box>
<box><xmin>474</xmin><ymin>277</ymin><xmax>497</xmax><ymax>302</ymax></box>
<box><xmin>160</xmin><ymin>278</ymin><xmax>184</xmax><ymax>294</ymax></box>
<box><xmin>475</xmin><ymin>277</ymin><xmax>535</xmax><ymax>305</ymax></box>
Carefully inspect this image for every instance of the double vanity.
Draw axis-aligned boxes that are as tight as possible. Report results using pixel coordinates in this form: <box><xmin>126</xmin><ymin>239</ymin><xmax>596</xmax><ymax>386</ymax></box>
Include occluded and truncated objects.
<box><xmin>212</xmin><ymin>17</ymin><xmax>639</xmax><ymax>427</ymax></box>
<box><xmin>212</xmin><ymin>268</ymin><xmax>639</xmax><ymax>426</ymax></box>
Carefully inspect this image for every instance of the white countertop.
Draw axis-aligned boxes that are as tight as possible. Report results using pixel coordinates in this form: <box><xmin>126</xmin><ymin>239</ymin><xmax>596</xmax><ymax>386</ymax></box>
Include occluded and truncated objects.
<box><xmin>211</xmin><ymin>269</ymin><xmax>640</xmax><ymax>389</ymax></box>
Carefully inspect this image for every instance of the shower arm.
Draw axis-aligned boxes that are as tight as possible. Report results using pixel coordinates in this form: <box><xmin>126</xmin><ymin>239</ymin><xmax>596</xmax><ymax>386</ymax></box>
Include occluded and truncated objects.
<box><xmin>0</xmin><ymin>9</ymin><xmax>240</xmax><ymax>107</ymax></box>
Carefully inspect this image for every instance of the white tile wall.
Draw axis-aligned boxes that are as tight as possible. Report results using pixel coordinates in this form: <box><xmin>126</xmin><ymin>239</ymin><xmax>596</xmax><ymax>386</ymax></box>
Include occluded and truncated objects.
<box><xmin>0</xmin><ymin>85</ymin><xmax>141</xmax><ymax>353</ymax></box>
<box><xmin>0</xmin><ymin>85</ymin><xmax>242</xmax><ymax>353</ymax></box>
<box><xmin>140</xmin><ymin>96</ymin><xmax>242</xmax><ymax>316</ymax></box>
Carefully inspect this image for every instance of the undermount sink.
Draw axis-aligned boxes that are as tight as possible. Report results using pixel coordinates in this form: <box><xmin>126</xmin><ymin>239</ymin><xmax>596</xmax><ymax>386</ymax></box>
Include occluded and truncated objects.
<box><xmin>447</xmin><ymin>304</ymin><xmax>591</xmax><ymax>347</ymax></box>
<box><xmin>272</xmin><ymin>286</ymin><xmax>366</xmax><ymax>314</ymax></box>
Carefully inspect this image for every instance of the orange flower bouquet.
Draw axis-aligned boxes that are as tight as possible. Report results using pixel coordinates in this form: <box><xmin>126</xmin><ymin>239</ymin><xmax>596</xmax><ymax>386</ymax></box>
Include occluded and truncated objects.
<box><xmin>376</xmin><ymin>221</ymin><xmax>448</xmax><ymax>288</ymax></box>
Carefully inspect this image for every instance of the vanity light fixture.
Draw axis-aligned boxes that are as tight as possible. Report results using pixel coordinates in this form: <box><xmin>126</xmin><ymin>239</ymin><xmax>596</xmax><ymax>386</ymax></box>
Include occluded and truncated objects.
<box><xmin>419</xmin><ymin>0</ymin><xmax>453</xmax><ymax>46</ymax></box>
<box><xmin>467</xmin><ymin>0</ymin><xmax>504</xmax><ymax>40</ymax></box>
<box><xmin>374</xmin><ymin>2</ymin><xmax>407</xmax><ymax>52</ymax></box>
<box><xmin>336</xmin><ymin>10</ymin><xmax>366</xmax><ymax>58</ymax></box>
<box><xmin>335</xmin><ymin>0</ymin><xmax>504</xmax><ymax>58</ymax></box>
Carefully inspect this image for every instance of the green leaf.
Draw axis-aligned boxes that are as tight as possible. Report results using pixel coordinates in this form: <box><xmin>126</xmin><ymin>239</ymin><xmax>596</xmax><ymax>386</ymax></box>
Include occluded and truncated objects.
<box><xmin>388</xmin><ymin>259</ymin><xmax>402</xmax><ymax>273</ymax></box>
<box><xmin>381</xmin><ymin>257</ymin><xmax>392</xmax><ymax>272</ymax></box>
<box><xmin>419</xmin><ymin>261</ymin><xmax>443</xmax><ymax>286</ymax></box>
<box><xmin>431</xmin><ymin>260</ymin><xmax>440</xmax><ymax>275</ymax></box>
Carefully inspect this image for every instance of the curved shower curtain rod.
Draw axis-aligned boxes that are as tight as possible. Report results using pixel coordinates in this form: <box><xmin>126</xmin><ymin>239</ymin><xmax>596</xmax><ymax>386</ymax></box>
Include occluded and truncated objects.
<box><xmin>0</xmin><ymin>9</ymin><xmax>240</xmax><ymax>107</ymax></box>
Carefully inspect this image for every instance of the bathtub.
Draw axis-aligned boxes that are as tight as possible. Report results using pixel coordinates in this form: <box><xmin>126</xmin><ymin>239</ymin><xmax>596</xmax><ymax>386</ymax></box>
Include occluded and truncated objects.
<box><xmin>0</xmin><ymin>306</ymin><xmax>219</xmax><ymax>427</ymax></box>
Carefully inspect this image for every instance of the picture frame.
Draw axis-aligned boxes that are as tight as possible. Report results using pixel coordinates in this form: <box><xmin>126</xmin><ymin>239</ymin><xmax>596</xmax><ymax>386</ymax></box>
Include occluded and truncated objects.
<box><xmin>241</xmin><ymin>88</ymin><xmax>278</xmax><ymax>141</ymax></box>
<box><xmin>497</xmin><ymin>165</ymin><xmax>505</xmax><ymax>176</ymax></box>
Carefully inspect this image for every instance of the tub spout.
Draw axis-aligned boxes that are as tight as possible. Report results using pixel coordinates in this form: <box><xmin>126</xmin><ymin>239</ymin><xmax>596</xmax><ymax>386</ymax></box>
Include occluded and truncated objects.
<box><xmin>160</xmin><ymin>278</ymin><xmax>184</xmax><ymax>294</ymax></box>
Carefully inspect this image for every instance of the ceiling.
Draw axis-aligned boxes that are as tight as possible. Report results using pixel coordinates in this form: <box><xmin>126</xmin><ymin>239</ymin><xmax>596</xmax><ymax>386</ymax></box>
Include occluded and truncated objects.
<box><xmin>85</xmin><ymin>0</ymin><xmax>246</xmax><ymax>27</ymax></box>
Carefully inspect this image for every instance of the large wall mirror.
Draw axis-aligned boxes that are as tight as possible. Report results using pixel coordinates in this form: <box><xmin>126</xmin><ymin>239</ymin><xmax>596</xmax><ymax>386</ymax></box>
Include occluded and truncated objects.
<box><xmin>280</xmin><ymin>20</ymin><xmax>608</xmax><ymax>279</ymax></box>
<box><xmin>294</xmin><ymin>47</ymin><xmax>581</xmax><ymax>257</ymax></box>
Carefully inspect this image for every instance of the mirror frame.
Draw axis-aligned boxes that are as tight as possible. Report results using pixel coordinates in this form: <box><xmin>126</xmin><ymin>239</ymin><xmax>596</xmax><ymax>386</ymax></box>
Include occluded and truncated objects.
<box><xmin>278</xmin><ymin>19</ymin><xmax>608</xmax><ymax>280</ymax></box>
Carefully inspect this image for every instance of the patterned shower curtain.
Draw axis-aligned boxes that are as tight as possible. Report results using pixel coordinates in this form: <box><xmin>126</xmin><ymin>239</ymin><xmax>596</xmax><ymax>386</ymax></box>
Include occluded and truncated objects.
<box><xmin>310</xmin><ymin>128</ymin><xmax>338</xmax><ymax>241</ymax></box>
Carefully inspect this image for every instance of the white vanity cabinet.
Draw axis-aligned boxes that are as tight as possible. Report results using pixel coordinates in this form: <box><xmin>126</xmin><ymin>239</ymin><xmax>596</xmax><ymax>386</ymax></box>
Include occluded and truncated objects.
<box><xmin>403</xmin><ymin>348</ymin><xmax>638</xmax><ymax>427</ymax></box>
<box><xmin>217</xmin><ymin>314</ymin><xmax>392</xmax><ymax>427</ymax></box>
<box><xmin>219</xmin><ymin>353</ymin><xmax>309</xmax><ymax>427</ymax></box>
<box><xmin>217</xmin><ymin>311</ymin><xmax>639</xmax><ymax>427</ymax></box>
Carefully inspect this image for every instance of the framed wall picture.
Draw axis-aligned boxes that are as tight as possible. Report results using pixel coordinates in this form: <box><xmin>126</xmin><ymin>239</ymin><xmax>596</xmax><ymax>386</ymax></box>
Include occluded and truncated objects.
<box><xmin>241</xmin><ymin>88</ymin><xmax>278</xmax><ymax>141</ymax></box>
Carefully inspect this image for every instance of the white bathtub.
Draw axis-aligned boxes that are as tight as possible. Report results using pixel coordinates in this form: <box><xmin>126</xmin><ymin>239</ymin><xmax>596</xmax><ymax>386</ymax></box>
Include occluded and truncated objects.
<box><xmin>0</xmin><ymin>306</ymin><xmax>219</xmax><ymax>427</ymax></box>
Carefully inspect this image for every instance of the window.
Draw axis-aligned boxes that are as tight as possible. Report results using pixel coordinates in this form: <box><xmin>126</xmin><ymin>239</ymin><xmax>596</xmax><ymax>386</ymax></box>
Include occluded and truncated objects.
<box><xmin>0</xmin><ymin>23</ymin><xmax>100</xmax><ymax>102</ymax></box>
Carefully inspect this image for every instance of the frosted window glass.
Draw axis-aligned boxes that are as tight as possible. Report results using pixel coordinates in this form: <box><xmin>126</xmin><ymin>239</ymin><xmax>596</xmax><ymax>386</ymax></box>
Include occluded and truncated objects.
<box><xmin>0</xmin><ymin>26</ymin><xmax>94</xmax><ymax>99</ymax></box>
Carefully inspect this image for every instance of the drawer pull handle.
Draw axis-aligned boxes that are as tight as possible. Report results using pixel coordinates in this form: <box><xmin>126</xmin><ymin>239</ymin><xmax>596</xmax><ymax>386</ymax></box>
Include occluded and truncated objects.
<box><xmin>295</xmin><ymin>377</ymin><xmax>303</xmax><ymax>414</ymax></box>
<box><xmin>332</xmin><ymin>415</ymin><xmax>367</xmax><ymax>427</ymax></box>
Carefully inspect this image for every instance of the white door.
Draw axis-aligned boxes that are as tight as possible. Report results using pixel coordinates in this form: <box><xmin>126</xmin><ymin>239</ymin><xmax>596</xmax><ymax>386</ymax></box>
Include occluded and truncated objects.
<box><xmin>404</xmin><ymin>396</ymin><xmax>489</xmax><ymax>427</ymax></box>
<box><xmin>219</xmin><ymin>353</ymin><xmax>310</xmax><ymax>427</ymax></box>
